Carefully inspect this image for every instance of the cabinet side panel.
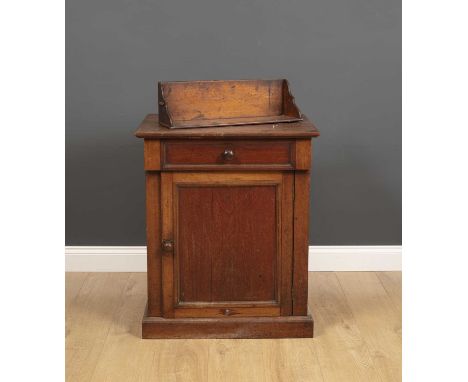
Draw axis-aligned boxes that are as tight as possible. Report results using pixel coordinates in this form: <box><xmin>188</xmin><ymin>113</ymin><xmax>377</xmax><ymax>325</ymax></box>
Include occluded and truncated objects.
<box><xmin>146</xmin><ymin>172</ymin><xmax>161</xmax><ymax>316</ymax></box>
<box><xmin>293</xmin><ymin>172</ymin><xmax>310</xmax><ymax>315</ymax></box>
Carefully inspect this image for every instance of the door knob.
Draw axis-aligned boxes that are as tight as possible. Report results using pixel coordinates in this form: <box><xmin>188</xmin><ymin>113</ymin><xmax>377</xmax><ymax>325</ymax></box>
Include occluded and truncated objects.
<box><xmin>161</xmin><ymin>240</ymin><xmax>174</xmax><ymax>252</ymax></box>
<box><xmin>222</xmin><ymin>149</ymin><xmax>234</xmax><ymax>161</ymax></box>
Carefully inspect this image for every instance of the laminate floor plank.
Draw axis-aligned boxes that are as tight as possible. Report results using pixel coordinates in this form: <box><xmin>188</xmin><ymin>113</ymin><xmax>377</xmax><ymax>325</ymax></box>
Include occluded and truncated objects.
<box><xmin>257</xmin><ymin>339</ymin><xmax>324</xmax><ymax>382</ymax></box>
<box><xmin>376</xmin><ymin>272</ymin><xmax>402</xmax><ymax>317</ymax></box>
<box><xmin>155</xmin><ymin>339</ymin><xmax>210</xmax><ymax>381</ymax></box>
<box><xmin>65</xmin><ymin>272</ymin><xmax>89</xmax><ymax>305</ymax></box>
<box><xmin>66</xmin><ymin>272</ymin><xmax>89</xmax><ymax>357</ymax></box>
<box><xmin>66</xmin><ymin>273</ymin><xmax>131</xmax><ymax>382</ymax></box>
<box><xmin>66</xmin><ymin>272</ymin><xmax>89</xmax><ymax>330</ymax></box>
<box><xmin>309</xmin><ymin>272</ymin><xmax>382</xmax><ymax>382</ymax></box>
<box><xmin>89</xmin><ymin>273</ymin><xmax>154</xmax><ymax>382</ymax></box>
<box><xmin>336</xmin><ymin>272</ymin><xmax>402</xmax><ymax>382</ymax></box>
<box><xmin>65</xmin><ymin>272</ymin><xmax>401</xmax><ymax>382</ymax></box>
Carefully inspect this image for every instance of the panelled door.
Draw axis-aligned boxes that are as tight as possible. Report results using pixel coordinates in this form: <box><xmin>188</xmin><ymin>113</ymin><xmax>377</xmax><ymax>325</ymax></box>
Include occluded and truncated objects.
<box><xmin>160</xmin><ymin>172</ymin><xmax>294</xmax><ymax>318</ymax></box>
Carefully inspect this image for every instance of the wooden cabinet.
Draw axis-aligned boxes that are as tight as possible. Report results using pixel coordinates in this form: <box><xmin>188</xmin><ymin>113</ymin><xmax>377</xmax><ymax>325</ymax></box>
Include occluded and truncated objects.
<box><xmin>135</xmin><ymin>114</ymin><xmax>319</xmax><ymax>338</ymax></box>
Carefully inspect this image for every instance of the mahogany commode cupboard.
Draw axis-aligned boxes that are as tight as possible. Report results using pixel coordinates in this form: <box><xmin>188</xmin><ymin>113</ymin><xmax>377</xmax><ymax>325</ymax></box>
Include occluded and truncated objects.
<box><xmin>135</xmin><ymin>80</ymin><xmax>319</xmax><ymax>339</ymax></box>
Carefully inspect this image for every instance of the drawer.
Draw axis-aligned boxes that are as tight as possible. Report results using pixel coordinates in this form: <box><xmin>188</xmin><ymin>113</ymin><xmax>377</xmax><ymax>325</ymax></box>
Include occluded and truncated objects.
<box><xmin>161</xmin><ymin>140</ymin><xmax>295</xmax><ymax>170</ymax></box>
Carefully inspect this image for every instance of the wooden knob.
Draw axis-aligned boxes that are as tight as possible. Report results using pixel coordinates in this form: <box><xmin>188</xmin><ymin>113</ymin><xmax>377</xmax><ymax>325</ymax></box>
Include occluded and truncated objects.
<box><xmin>161</xmin><ymin>240</ymin><xmax>173</xmax><ymax>252</ymax></box>
<box><xmin>222</xmin><ymin>149</ymin><xmax>234</xmax><ymax>161</ymax></box>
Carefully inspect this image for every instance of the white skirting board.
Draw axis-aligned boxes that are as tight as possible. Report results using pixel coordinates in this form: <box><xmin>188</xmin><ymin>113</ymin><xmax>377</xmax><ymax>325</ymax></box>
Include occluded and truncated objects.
<box><xmin>65</xmin><ymin>246</ymin><xmax>401</xmax><ymax>272</ymax></box>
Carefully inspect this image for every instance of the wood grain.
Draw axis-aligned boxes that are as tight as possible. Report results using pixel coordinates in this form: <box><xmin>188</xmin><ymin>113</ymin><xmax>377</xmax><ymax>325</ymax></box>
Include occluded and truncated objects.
<box><xmin>177</xmin><ymin>185</ymin><xmax>277</xmax><ymax>303</ymax></box>
<box><xmin>336</xmin><ymin>272</ymin><xmax>402</xmax><ymax>382</ymax></box>
<box><xmin>295</xmin><ymin>139</ymin><xmax>312</xmax><ymax>170</ymax></box>
<box><xmin>88</xmin><ymin>273</ymin><xmax>149</xmax><ymax>382</ymax></box>
<box><xmin>142</xmin><ymin>314</ymin><xmax>313</xmax><ymax>339</ymax></box>
<box><xmin>65</xmin><ymin>272</ymin><xmax>89</xmax><ymax>336</ymax></box>
<box><xmin>280</xmin><ymin>172</ymin><xmax>294</xmax><ymax>315</ymax></box>
<box><xmin>145</xmin><ymin>173</ymin><xmax>161</xmax><ymax>316</ymax></box>
<box><xmin>66</xmin><ymin>272</ymin><xmax>401</xmax><ymax>382</ymax></box>
<box><xmin>162</xmin><ymin>139</ymin><xmax>294</xmax><ymax>170</ymax></box>
<box><xmin>309</xmin><ymin>272</ymin><xmax>382</xmax><ymax>381</ymax></box>
<box><xmin>376</xmin><ymin>271</ymin><xmax>402</xmax><ymax>318</ymax></box>
<box><xmin>173</xmin><ymin>306</ymin><xmax>280</xmax><ymax>318</ymax></box>
<box><xmin>160</xmin><ymin>171</ymin><xmax>293</xmax><ymax>318</ymax></box>
<box><xmin>161</xmin><ymin>172</ymin><xmax>174</xmax><ymax>318</ymax></box>
<box><xmin>158</xmin><ymin>79</ymin><xmax>302</xmax><ymax>129</ymax></box>
<box><xmin>135</xmin><ymin>114</ymin><xmax>320</xmax><ymax>139</ymax></box>
<box><xmin>65</xmin><ymin>273</ymin><xmax>88</xmax><ymax>309</ymax></box>
<box><xmin>258</xmin><ymin>339</ymin><xmax>324</xmax><ymax>382</ymax></box>
<box><xmin>143</xmin><ymin>140</ymin><xmax>160</xmax><ymax>170</ymax></box>
<box><xmin>65</xmin><ymin>273</ymin><xmax>131</xmax><ymax>382</ymax></box>
<box><xmin>292</xmin><ymin>171</ymin><xmax>310</xmax><ymax>315</ymax></box>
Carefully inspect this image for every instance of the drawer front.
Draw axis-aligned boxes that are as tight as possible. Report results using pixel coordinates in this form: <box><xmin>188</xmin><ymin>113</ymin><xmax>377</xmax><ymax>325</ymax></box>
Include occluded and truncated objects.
<box><xmin>162</xmin><ymin>140</ymin><xmax>295</xmax><ymax>170</ymax></box>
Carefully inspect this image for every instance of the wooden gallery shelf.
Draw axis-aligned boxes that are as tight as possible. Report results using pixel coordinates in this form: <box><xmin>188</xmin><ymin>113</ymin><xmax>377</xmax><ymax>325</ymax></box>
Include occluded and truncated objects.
<box><xmin>157</xmin><ymin>79</ymin><xmax>303</xmax><ymax>129</ymax></box>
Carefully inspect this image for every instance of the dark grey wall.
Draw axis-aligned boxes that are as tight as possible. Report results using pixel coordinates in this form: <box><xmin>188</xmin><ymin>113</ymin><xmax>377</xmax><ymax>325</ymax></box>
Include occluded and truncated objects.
<box><xmin>66</xmin><ymin>0</ymin><xmax>401</xmax><ymax>245</ymax></box>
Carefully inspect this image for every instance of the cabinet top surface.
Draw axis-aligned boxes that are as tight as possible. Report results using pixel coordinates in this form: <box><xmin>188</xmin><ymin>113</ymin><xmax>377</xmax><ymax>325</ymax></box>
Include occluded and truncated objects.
<box><xmin>135</xmin><ymin>114</ymin><xmax>320</xmax><ymax>139</ymax></box>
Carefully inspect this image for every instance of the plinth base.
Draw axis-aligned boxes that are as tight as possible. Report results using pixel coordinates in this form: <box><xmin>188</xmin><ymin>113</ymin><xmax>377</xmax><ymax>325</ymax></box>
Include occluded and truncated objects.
<box><xmin>142</xmin><ymin>312</ymin><xmax>314</xmax><ymax>339</ymax></box>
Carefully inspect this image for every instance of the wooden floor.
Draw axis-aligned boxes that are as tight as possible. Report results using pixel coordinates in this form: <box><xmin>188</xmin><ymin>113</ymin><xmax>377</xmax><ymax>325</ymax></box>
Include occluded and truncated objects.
<box><xmin>66</xmin><ymin>272</ymin><xmax>401</xmax><ymax>382</ymax></box>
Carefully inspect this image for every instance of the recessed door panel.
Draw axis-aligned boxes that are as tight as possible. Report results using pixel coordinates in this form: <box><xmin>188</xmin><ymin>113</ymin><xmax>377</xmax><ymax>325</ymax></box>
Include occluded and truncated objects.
<box><xmin>178</xmin><ymin>185</ymin><xmax>277</xmax><ymax>303</ymax></box>
<box><xmin>161</xmin><ymin>172</ymin><xmax>293</xmax><ymax>318</ymax></box>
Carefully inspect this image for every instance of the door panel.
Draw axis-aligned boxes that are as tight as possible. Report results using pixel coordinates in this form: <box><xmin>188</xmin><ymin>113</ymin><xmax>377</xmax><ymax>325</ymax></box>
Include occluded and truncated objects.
<box><xmin>161</xmin><ymin>172</ymin><xmax>293</xmax><ymax>318</ymax></box>
<box><xmin>178</xmin><ymin>185</ymin><xmax>277</xmax><ymax>303</ymax></box>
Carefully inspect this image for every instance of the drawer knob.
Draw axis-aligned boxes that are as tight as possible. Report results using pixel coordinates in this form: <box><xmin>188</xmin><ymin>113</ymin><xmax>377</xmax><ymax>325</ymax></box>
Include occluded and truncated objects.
<box><xmin>223</xmin><ymin>309</ymin><xmax>232</xmax><ymax>316</ymax></box>
<box><xmin>222</xmin><ymin>149</ymin><xmax>235</xmax><ymax>161</ymax></box>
